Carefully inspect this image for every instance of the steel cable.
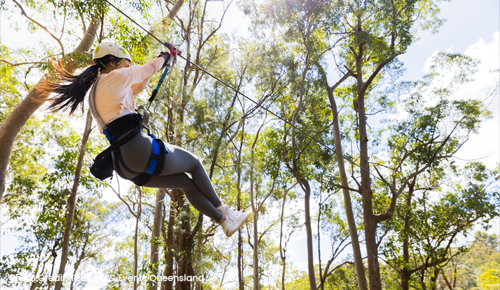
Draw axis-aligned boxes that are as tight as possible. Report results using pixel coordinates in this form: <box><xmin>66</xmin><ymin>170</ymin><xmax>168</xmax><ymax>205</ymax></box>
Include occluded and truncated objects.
<box><xmin>102</xmin><ymin>0</ymin><xmax>393</xmax><ymax>190</ymax></box>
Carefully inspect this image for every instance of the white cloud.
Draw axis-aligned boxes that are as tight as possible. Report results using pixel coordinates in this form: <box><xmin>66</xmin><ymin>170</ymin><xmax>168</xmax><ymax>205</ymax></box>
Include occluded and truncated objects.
<box><xmin>453</xmin><ymin>32</ymin><xmax>499</xmax><ymax>168</ymax></box>
<box><xmin>422</xmin><ymin>47</ymin><xmax>455</xmax><ymax>74</ymax></box>
<box><xmin>418</xmin><ymin>33</ymin><xmax>499</xmax><ymax>168</ymax></box>
<box><xmin>422</xmin><ymin>50</ymin><xmax>439</xmax><ymax>74</ymax></box>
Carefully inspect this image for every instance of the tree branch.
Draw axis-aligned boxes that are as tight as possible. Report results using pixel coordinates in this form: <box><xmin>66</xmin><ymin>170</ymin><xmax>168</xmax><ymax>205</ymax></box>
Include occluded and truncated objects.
<box><xmin>12</xmin><ymin>0</ymin><xmax>65</xmax><ymax>55</ymax></box>
<box><xmin>0</xmin><ymin>60</ymin><xmax>46</xmax><ymax>67</ymax></box>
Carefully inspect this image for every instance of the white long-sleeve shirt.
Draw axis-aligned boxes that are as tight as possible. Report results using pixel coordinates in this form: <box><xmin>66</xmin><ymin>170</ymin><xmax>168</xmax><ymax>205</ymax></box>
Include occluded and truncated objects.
<box><xmin>94</xmin><ymin>57</ymin><xmax>163</xmax><ymax>132</ymax></box>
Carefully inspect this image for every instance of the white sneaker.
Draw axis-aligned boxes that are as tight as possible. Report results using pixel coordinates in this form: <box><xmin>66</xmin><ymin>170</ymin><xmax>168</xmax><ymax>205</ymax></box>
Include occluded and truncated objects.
<box><xmin>210</xmin><ymin>204</ymin><xmax>243</xmax><ymax>223</ymax></box>
<box><xmin>218</xmin><ymin>205</ymin><xmax>249</xmax><ymax>237</ymax></box>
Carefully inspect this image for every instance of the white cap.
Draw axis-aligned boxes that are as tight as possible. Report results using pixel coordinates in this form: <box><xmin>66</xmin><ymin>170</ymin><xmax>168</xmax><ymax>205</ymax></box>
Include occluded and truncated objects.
<box><xmin>92</xmin><ymin>42</ymin><xmax>131</xmax><ymax>61</ymax></box>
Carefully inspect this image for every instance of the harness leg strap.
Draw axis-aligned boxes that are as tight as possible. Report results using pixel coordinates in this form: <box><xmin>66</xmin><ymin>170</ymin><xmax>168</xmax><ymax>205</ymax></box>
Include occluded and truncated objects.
<box><xmin>125</xmin><ymin>137</ymin><xmax>168</xmax><ymax>186</ymax></box>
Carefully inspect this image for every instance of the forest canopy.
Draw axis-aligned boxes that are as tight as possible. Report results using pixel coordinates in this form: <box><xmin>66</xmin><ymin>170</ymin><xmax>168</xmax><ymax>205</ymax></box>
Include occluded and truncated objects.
<box><xmin>0</xmin><ymin>0</ymin><xmax>499</xmax><ymax>289</ymax></box>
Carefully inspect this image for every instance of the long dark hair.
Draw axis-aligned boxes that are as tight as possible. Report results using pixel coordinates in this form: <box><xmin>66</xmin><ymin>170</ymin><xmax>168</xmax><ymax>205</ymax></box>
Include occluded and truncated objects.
<box><xmin>45</xmin><ymin>55</ymin><xmax>123</xmax><ymax>114</ymax></box>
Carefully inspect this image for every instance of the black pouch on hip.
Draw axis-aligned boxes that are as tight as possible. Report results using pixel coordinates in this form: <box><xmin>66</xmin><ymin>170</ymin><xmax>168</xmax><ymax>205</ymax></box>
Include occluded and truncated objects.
<box><xmin>90</xmin><ymin>119</ymin><xmax>141</xmax><ymax>181</ymax></box>
<box><xmin>90</xmin><ymin>151</ymin><xmax>114</xmax><ymax>180</ymax></box>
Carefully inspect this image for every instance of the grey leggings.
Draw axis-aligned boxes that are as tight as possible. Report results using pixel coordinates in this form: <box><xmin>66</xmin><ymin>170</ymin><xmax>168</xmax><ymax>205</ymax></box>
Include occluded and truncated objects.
<box><xmin>113</xmin><ymin>130</ymin><xmax>224</xmax><ymax>222</ymax></box>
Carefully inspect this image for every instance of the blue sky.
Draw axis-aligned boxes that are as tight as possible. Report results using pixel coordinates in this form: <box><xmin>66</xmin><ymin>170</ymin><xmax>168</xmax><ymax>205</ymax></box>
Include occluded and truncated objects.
<box><xmin>401</xmin><ymin>0</ymin><xmax>499</xmax><ymax>80</ymax></box>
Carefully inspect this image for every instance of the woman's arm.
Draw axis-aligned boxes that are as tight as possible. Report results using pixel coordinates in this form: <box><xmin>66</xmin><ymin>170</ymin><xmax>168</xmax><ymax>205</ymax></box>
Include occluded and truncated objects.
<box><xmin>130</xmin><ymin>57</ymin><xmax>164</xmax><ymax>95</ymax></box>
<box><xmin>131</xmin><ymin>77</ymin><xmax>151</xmax><ymax>96</ymax></box>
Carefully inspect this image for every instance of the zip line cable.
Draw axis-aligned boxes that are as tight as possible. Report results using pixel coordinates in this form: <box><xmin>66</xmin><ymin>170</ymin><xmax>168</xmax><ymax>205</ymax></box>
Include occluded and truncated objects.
<box><xmin>102</xmin><ymin>0</ymin><xmax>393</xmax><ymax>190</ymax></box>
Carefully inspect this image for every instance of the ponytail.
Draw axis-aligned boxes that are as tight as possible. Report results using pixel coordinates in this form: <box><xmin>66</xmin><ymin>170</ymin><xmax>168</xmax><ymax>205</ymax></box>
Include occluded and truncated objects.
<box><xmin>44</xmin><ymin>55</ymin><xmax>123</xmax><ymax>115</ymax></box>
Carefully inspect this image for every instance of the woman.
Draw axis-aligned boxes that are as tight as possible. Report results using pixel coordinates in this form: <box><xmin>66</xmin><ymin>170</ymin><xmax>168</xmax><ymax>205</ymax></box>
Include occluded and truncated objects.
<box><xmin>45</xmin><ymin>42</ymin><xmax>248</xmax><ymax>237</ymax></box>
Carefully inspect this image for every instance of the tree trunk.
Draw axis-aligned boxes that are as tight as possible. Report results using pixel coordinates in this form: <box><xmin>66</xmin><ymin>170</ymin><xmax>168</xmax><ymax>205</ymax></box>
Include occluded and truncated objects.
<box><xmin>326</xmin><ymin>85</ymin><xmax>368</xmax><ymax>290</ymax></box>
<box><xmin>358</xmin><ymin>72</ymin><xmax>382</xmax><ymax>290</ymax></box>
<box><xmin>161</xmin><ymin>193</ymin><xmax>177</xmax><ymax>290</ymax></box>
<box><xmin>70</xmin><ymin>235</ymin><xmax>89</xmax><ymax>290</ymax></box>
<box><xmin>279</xmin><ymin>185</ymin><xmax>289</xmax><ymax>290</ymax></box>
<box><xmin>149</xmin><ymin>189</ymin><xmax>166</xmax><ymax>290</ymax></box>
<box><xmin>355</xmin><ymin>16</ymin><xmax>382</xmax><ymax>289</ymax></box>
<box><xmin>430</xmin><ymin>267</ymin><xmax>440</xmax><ymax>290</ymax></box>
<box><xmin>281</xmin><ymin>260</ymin><xmax>286</xmax><ymax>290</ymax></box>
<box><xmin>252</xmin><ymin>207</ymin><xmax>259</xmax><ymax>290</ymax></box>
<box><xmin>363</xmin><ymin>208</ymin><xmax>380</xmax><ymax>290</ymax></box>
<box><xmin>237</xmin><ymin>120</ymin><xmax>246</xmax><ymax>290</ymax></box>
<box><xmin>47</xmin><ymin>240</ymin><xmax>59</xmax><ymax>289</ymax></box>
<box><xmin>133</xmin><ymin>189</ymin><xmax>142</xmax><ymax>290</ymax></box>
<box><xmin>302</xmin><ymin>179</ymin><xmax>317</xmax><ymax>289</ymax></box>
<box><xmin>250</xmin><ymin>149</ymin><xmax>259</xmax><ymax>290</ymax></box>
<box><xmin>401</xmin><ymin>181</ymin><xmax>415</xmax><ymax>290</ymax></box>
<box><xmin>176</xmin><ymin>192</ymin><xmax>195</xmax><ymax>290</ymax></box>
<box><xmin>54</xmin><ymin>110</ymin><xmax>93</xmax><ymax>290</ymax></box>
<box><xmin>194</xmin><ymin>222</ymin><xmax>203</xmax><ymax>290</ymax></box>
<box><xmin>318</xmin><ymin>203</ymin><xmax>323</xmax><ymax>290</ymax></box>
<box><xmin>401</xmin><ymin>231</ymin><xmax>410</xmax><ymax>290</ymax></box>
<box><xmin>0</xmin><ymin>21</ymin><xmax>99</xmax><ymax>202</ymax></box>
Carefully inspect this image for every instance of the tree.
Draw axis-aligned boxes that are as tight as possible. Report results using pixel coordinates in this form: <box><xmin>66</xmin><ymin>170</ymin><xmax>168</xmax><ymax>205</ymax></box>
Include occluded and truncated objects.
<box><xmin>384</xmin><ymin>161</ymin><xmax>499</xmax><ymax>289</ymax></box>
<box><xmin>478</xmin><ymin>262</ymin><xmax>500</xmax><ymax>289</ymax></box>
<box><xmin>334</xmin><ymin>1</ymin><xmax>447</xmax><ymax>287</ymax></box>
<box><xmin>237</xmin><ymin>1</ymin><xmax>356</xmax><ymax>286</ymax></box>
<box><xmin>54</xmin><ymin>109</ymin><xmax>93</xmax><ymax>290</ymax></box>
<box><xmin>435</xmin><ymin>232</ymin><xmax>500</xmax><ymax>289</ymax></box>
<box><xmin>148</xmin><ymin>188</ymin><xmax>166</xmax><ymax>290</ymax></box>
<box><xmin>0</xmin><ymin>113</ymin><xmax>119</xmax><ymax>289</ymax></box>
<box><xmin>248</xmin><ymin>118</ymin><xmax>278</xmax><ymax>290</ymax></box>
<box><xmin>0</xmin><ymin>0</ymin><xmax>103</xmax><ymax>201</ymax></box>
<box><xmin>379</xmin><ymin>52</ymin><xmax>498</xmax><ymax>290</ymax></box>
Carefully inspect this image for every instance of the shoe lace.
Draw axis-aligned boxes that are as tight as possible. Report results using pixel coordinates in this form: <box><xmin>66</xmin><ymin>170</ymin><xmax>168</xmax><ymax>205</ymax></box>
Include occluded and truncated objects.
<box><xmin>225</xmin><ymin>207</ymin><xmax>239</xmax><ymax>222</ymax></box>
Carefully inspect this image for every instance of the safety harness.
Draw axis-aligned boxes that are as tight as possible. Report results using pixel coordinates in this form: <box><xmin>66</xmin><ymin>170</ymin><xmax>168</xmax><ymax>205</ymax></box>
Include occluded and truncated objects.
<box><xmin>89</xmin><ymin>75</ymin><xmax>169</xmax><ymax>186</ymax></box>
